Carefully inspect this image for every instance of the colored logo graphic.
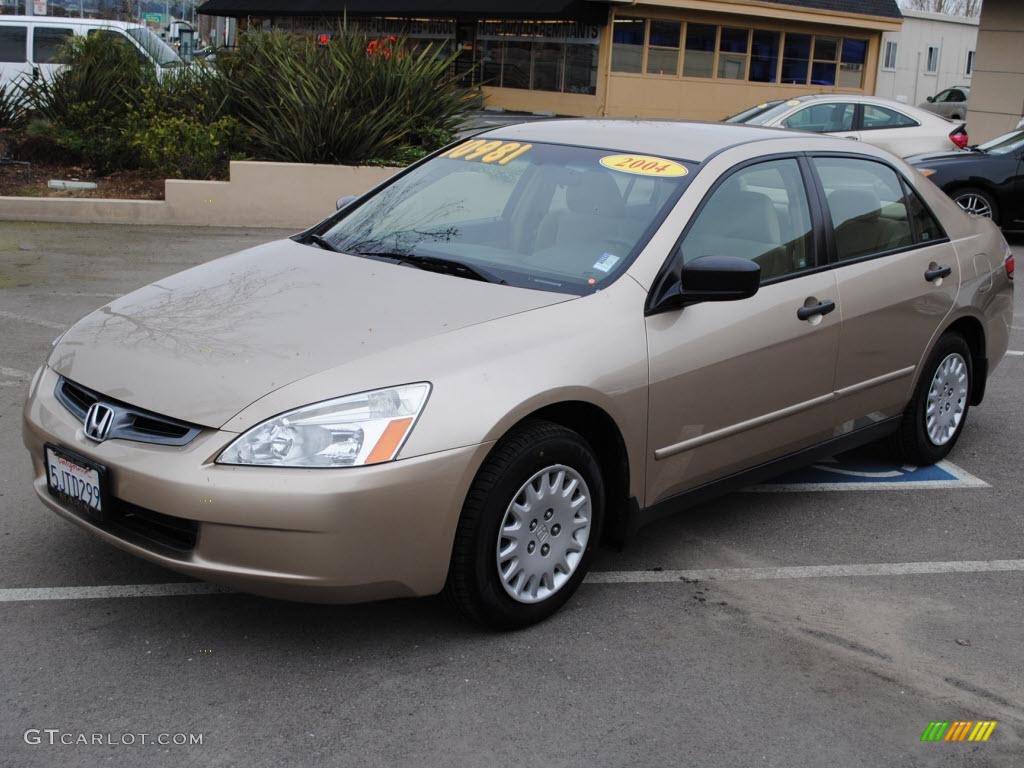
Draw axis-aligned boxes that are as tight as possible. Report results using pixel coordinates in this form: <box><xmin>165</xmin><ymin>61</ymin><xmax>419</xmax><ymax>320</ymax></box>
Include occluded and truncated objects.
<box><xmin>921</xmin><ymin>721</ymin><xmax>997</xmax><ymax>742</ymax></box>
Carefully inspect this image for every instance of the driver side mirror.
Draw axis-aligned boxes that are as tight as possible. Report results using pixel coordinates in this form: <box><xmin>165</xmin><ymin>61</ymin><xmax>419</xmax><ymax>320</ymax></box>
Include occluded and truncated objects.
<box><xmin>646</xmin><ymin>256</ymin><xmax>760</xmax><ymax>316</ymax></box>
<box><xmin>336</xmin><ymin>194</ymin><xmax>358</xmax><ymax>211</ymax></box>
<box><xmin>926</xmin><ymin>96</ymin><xmax>935</xmax><ymax>103</ymax></box>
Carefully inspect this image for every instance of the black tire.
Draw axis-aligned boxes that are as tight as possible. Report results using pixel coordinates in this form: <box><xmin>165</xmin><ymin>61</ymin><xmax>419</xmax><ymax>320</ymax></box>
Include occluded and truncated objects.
<box><xmin>890</xmin><ymin>332</ymin><xmax>972</xmax><ymax>465</ymax></box>
<box><xmin>951</xmin><ymin>187</ymin><xmax>999</xmax><ymax>224</ymax></box>
<box><xmin>444</xmin><ymin>418</ymin><xmax>605</xmax><ymax>630</ymax></box>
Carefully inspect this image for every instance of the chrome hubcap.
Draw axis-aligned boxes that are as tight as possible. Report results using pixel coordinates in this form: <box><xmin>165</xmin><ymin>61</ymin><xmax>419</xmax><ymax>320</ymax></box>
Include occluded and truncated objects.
<box><xmin>955</xmin><ymin>194</ymin><xmax>992</xmax><ymax>218</ymax></box>
<box><xmin>926</xmin><ymin>353</ymin><xmax>968</xmax><ymax>446</ymax></box>
<box><xmin>496</xmin><ymin>465</ymin><xmax>591</xmax><ymax>604</ymax></box>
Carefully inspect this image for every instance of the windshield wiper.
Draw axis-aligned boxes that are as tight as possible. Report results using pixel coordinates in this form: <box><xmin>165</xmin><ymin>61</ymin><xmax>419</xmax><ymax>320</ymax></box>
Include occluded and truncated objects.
<box><xmin>306</xmin><ymin>234</ymin><xmax>341</xmax><ymax>252</ymax></box>
<box><xmin>356</xmin><ymin>251</ymin><xmax>505</xmax><ymax>284</ymax></box>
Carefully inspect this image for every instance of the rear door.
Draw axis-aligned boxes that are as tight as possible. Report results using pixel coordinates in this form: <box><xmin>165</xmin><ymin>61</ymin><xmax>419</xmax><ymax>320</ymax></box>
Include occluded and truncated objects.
<box><xmin>810</xmin><ymin>155</ymin><xmax>958</xmax><ymax>430</ymax></box>
<box><xmin>645</xmin><ymin>156</ymin><xmax>840</xmax><ymax>503</ymax></box>
<box><xmin>857</xmin><ymin>103</ymin><xmax>936</xmax><ymax>157</ymax></box>
<box><xmin>0</xmin><ymin>23</ymin><xmax>31</xmax><ymax>88</ymax></box>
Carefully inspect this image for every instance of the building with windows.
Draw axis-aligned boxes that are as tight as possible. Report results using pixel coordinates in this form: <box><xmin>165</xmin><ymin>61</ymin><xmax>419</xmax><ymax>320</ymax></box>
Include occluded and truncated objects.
<box><xmin>874</xmin><ymin>9</ymin><xmax>977</xmax><ymax>110</ymax></box>
<box><xmin>197</xmin><ymin>0</ymin><xmax>902</xmax><ymax>120</ymax></box>
<box><xmin>967</xmin><ymin>0</ymin><xmax>1024</xmax><ymax>142</ymax></box>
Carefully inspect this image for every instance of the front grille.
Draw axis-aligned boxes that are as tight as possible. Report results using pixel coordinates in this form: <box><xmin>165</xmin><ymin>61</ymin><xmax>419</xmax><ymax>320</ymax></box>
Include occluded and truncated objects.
<box><xmin>55</xmin><ymin>376</ymin><xmax>202</xmax><ymax>447</ymax></box>
<box><xmin>107</xmin><ymin>499</ymin><xmax>199</xmax><ymax>553</ymax></box>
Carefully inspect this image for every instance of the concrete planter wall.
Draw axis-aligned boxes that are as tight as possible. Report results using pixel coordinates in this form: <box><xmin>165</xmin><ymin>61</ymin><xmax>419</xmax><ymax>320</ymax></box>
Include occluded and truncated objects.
<box><xmin>0</xmin><ymin>161</ymin><xmax>401</xmax><ymax>229</ymax></box>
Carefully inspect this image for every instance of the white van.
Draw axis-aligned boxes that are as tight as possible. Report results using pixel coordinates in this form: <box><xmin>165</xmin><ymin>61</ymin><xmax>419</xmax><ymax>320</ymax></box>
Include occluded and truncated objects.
<box><xmin>0</xmin><ymin>16</ymin><xmax>183</xmax><ymax>88</ymax></box>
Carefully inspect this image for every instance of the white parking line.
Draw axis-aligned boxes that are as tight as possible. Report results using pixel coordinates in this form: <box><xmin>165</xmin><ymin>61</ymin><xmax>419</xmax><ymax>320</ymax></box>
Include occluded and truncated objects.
<box><xmin>1006</xmin><ymin>350</ymin><xmax>1024</xmax><ymax>357</ymax></box>
<box><xmin>0</xmin><ymin>310</ymin><xmax>66</xmax><ymax>331</ymax></box>
<box><xmin>586</xmin><ymin>559</ymin><xmax>1024</xmax><ymax>584</ymax></box>
<box><xmin>0</xmin><ymin>366</ymin><xmax>30</xmax><ymax>380</ymax></box>
<box><xmin>1</xmin><ymin>560</ymin><xmax>1022</xmax><ymax>602</ymax></box>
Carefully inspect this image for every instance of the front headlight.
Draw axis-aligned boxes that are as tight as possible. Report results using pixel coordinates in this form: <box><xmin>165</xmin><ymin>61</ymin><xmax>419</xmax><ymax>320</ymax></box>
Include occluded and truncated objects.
<box><xmin>217</xmin><ymin>383</ymin><xmax>430</xmax><ymax>468</ymax></box>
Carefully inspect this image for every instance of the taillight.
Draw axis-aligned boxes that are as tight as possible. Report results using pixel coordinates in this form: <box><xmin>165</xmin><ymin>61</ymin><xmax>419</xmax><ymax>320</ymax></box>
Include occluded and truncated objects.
<box><xmin>950</xmin><ymin>127</ymin><xmax>969</xmax><ymax>149</ymax></box>
<box><xmin>1007</xmin><ymin>254</ymin><xmax>1015</xmax><ymax>281</ymax></box>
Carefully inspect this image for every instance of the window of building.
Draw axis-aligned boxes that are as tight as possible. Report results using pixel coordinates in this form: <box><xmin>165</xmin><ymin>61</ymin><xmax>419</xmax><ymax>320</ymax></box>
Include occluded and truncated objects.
<box><xmin>683</xmin><ymin>23</ymin><xmax>717</xmax><ymax>78</ymax></box>
<box><xmin>883</xmin><ymin>40</ymin><xmax>897</xmax><ymax>70</ymax></box>
<box><xmin>749</xmin><ymin>30</ymin><xmax>780</xmax><ymax>82</ymax></box>
<box><xmin>718</xmin><ymin>27</ymin><xmax>749</xmax><ymax>79</ymax></box>
<box><xmin>861</xmin><ymin>104</ymin><xmax>918</xmax><ymax>129</ymax></box>
<box><xmin>476</xmin><ymin>21</ymin><xmax>600</xmax><ymax>95</ymax></box>
<box><xmin>611</xmin><ymin>16</ymin><xmax>645</xmax><ymax>73</ymax></box>
<box><xmin>926</xmin><ymin>46</ymin><xmax>940</xmax><ymax>73</ymax></box>
<box><xmin>680</xmin><ymin>158</ymin><xmax>815</xmax><ymax>281</ymax></box>
<box><xmin>810</xmin><ymin>36</ymin><xmax>838</xmax><ymax>86</ymax></box>
<box><xmin>814</xmin><ymin>157</ymin><xmax>914</xmax><ymax>261</ymax></box>
<box><xmin>32</xmin><ymin>27</ymin><xmax>73</xmax><ymax>64</ymax></box>
<box><xmin>0</xmin><ymin>25</ymin><xmax>27</xmax><ymax>63</ymax></box>
<box><xmin>646</xmin><ymin>19</ymin><xmax>681</xmax><ymax>75</ymax></box>
<box><xmin>966</xmin><ymin>49</ymin><xmax>975</xmax><ymax>76</ymax></box>
<box><xmin>780</xmin><ymin>33</ymin><xmax>811</xmax><ymax>84</ymax></box>
<box><xmin>839</xmin><ymin>38</ymin><xmax>867</xmax><ymax>88</ymax></box>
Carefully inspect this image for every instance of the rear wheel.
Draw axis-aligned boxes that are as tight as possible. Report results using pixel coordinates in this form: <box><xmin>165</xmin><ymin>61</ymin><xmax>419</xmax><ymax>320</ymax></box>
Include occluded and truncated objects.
<box><xmin>890</xmin><ymin>332</ymin><xmax>972</xmax><ymax>465</ymax></box>
<box><xmin>952</xmin><ymin>187</ymin><xmax>998</xmax><ymax>223</ymax></box>
<box><xmin>444</xmin><ymin>419</ymin><xmax>604</xmax><ymax>629</ymax></box>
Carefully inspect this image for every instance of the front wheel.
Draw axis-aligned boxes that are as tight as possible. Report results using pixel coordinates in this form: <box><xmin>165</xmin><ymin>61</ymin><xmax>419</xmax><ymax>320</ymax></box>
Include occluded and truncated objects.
<box><xmin>952</xmin><ymin>187</ymin><xmax>999</xmax><ymax>223</ymax></box>
<box><xmin>444</xmin><ymin>419</ymin><xmax>604</xmax><ymax>629</ymax></box>
<box><xmin>890</xmin><ymin>332</ymin><xmax>972</xmax><ymax>465</ymax></box>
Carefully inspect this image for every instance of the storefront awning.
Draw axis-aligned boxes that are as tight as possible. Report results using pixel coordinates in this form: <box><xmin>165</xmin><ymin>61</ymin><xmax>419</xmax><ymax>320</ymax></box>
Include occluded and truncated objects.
<box><xmin>197</xmin><ymin>0</ymin><xmax>612</xmax><ymax>22</ymax></box>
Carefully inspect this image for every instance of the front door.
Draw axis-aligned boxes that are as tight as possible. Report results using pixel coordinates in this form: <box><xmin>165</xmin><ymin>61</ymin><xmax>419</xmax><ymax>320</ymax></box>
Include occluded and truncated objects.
<box><xmin>645</xmin><ymin>157</ymin><xmax>840</xmax><ymax>505</ymax></box>
<box><xmin>810</xmin><ymin>155</ymin><xmax>958</xmax><ymax>429</ymax></box>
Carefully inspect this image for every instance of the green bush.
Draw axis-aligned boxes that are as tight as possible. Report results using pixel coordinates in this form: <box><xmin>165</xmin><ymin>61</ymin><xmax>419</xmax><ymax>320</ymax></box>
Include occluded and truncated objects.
<box><xmin>0</xmin><ymin>82</ymin><xmax>23</xmax><ymax>132</ymax></box>
<box><xmin>218</xmin><ymin>30</ymin><xmax>481</xmax><ymax>164</ymax></box>
<box><xmin>129</xmin><ymin>112</ymin><xmax>239</xmax><ymax>179</ymax></box>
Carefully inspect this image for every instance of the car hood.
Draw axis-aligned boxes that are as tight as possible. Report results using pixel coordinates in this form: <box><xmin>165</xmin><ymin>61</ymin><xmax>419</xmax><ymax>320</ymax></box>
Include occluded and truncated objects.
<box><xmin>907</xmin><ymin>149</ymin><xmax>978</xmax><ymax>164</ymax></box>
<box><xmin>49</xmin><ymin>239</ymin><xmax>571</xmax><ymax>428</ymax></box>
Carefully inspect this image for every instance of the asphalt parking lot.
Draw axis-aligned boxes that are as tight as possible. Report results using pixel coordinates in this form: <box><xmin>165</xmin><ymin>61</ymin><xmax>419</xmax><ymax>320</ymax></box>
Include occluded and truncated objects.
<box><xmin>1</xmin><ymin>221</ymin><xmax>1022</xmax><ymax>767</ymax></box>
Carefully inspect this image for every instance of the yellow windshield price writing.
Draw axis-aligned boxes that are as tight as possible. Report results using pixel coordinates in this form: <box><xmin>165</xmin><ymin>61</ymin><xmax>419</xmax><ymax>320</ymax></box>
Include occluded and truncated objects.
<box><xmin>442</xmin><ymin>140</ymin><xmax>533</xmax><ymax>165</ymax></box>
<box><xmin>600</xmin><ymin>154</ymin><xmax>688</xmax><ymax>178</ymax></box>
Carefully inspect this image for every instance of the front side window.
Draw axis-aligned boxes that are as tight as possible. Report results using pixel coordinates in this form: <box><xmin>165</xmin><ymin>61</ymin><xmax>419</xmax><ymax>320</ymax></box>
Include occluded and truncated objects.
<box><xmin>316</xmin><ymin>141</ymin><xmax>693</xmax><ymax>295</ymax></box>
<box><xmin>813</xmin><ymin>157</ymin><xmax>914</xmax><ymax>261</ymax></box>
<box><xmin>32</xmin><ymin>27</ymin><xmax>73</xmax><ymax>64</ymax></box>
<box><xmin>938</xmin><ymin>88</ymin><xmax>965</xmax><ymax>103</ymax></box>
<box><xmin>783</xmin><ymin>102</ymin><xmax>855</xmax><ymax>133</ymax></box>
<box><xmin>679</xmin><ymin>158</ymin><xmax>815</xmax><ymax>282</ymax></box>
<box><xmin>861</xmin><ymin>104</ymin><xmax>917</xmax><ymax>130</ymax></box>
<box><xmin>0</xmin><ymin>26</ymin><xmax>27</xmax><ymax>63</ymax></box>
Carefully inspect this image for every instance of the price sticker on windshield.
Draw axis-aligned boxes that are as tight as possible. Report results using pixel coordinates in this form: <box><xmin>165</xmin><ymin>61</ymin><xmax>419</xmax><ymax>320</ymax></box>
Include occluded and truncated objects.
<box><xmin>442</xmin><ymin>140</ymin><xmax>533</xmax><ymax>165</ymax></box>
<box><xmin>600</xmin><ymin>154</ymin><xmax>688</xmax><ymax>178</ymax></box>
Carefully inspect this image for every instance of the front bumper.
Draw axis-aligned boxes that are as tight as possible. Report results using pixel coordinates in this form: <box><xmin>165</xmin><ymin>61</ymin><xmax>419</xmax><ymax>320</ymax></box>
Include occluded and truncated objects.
<box><xmin>23</xmin><ymin>366</ymin><xmax>492</xmax><ymax>603</ymax></box>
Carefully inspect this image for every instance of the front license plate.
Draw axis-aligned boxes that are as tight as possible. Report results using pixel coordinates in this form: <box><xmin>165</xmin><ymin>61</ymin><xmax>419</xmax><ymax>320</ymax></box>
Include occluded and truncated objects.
<box><xmin>45</xmin><ymin>445</ymin><xmax>108</xmax><ymax>522</ymax></box>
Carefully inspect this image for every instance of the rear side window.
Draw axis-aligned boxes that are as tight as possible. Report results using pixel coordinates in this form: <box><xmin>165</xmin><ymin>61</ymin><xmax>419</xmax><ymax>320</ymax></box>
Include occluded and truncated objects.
<box><xmin>33</xmin><ymin>27</ymin><xmax>74</xmax><ymax>64</ymax></box>
<box><xmin>814</xmin><ymin>157</ymin><xmax>914</xmax><ymax>261</ymax></box>
<box><xmin>679</xmin><ymin>158</ymin><xmax>815</xmax><ymax>282</ymax></box>
<box><xmin>902</xmin><ymin>181</ymin><xmax>946</xmax><ymax>244</ymax></box>
<box><xmin>0</xmin><ymin>26</ymin><xmax>27</xmax><ymax>63</ymax></box>
<box><xmin>783</xmin><ymin>103</ymin><xmax>855</xmax><ymax>132</ymax></box>
<box><xmin>861</xmin><ymin>105</ymin><xmax>917</xmax><ymax>130</ymax></box>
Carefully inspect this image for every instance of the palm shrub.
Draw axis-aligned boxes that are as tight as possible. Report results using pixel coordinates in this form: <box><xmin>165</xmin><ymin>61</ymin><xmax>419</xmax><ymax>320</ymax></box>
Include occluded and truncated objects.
<box><xmin>0</xmin><ymin>82</ymin><xmax>23</xmax><ymax>132</ymax></box>
<box><xmin>218</xmin><ymin>30</ymin><xmax>481</xmax><ymax>164</ymax></box>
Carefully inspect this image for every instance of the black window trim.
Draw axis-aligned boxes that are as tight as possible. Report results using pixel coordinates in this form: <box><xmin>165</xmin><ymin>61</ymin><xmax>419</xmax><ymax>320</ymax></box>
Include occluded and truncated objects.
<box><xmin>805</xmin><ymin>151</ymin><xmax>950</xmax><ymax>269</ymax></box>
<box><xmin>645</xmin><ymin>152</ymin><xmax>828</xmax><ymax>314</ymax></box>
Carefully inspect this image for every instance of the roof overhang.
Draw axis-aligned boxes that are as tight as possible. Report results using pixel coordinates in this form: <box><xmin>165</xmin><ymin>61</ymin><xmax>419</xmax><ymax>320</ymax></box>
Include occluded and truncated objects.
<box><xmin>198</xmin><ymin>0</ymin><xmax>611</xmax><ymax>22</ymax></box>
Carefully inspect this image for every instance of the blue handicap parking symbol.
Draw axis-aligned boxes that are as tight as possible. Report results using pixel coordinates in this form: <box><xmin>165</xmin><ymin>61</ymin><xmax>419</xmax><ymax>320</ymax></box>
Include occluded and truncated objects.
<box><xmin>746</xmin><ymin>446</ymin><xmax>988</xmax><ymax>492</ymax></box>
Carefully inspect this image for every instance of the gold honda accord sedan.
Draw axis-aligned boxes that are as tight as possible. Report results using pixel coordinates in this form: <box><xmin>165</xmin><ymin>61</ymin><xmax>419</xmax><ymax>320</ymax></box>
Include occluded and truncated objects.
<box><xmin>23</xmin><ymin>121</ymin><xmax>1014</xmax><ymax>628</ymax></box>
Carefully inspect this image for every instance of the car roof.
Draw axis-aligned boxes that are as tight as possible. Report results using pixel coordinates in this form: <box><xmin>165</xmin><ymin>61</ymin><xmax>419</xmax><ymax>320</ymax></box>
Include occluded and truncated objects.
<box><xmin>0</xmin><ymin>15</ymin><xmax>137</xmax><ymax>28</ymax></box>
<box><xmin>481</xmin><ymin>119</ymin><xmax>808</xmax><ymax>163</ymax></box>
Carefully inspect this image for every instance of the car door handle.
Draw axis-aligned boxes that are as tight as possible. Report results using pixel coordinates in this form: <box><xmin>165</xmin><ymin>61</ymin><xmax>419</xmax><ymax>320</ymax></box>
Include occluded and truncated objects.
<box><xmin>925</xmin><ymin>265</ymin><xmax>952</xmax><ymax>282</ymax></box>
<box><xmin>797</xmin><ymin>299</ymin><xmax>836</xmax><ymax>321</ymax></box>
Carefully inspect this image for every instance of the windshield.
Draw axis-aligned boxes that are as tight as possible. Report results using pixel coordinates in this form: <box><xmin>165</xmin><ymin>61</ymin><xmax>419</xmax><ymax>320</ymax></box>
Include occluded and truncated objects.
<box><xmin>976</xmin><ymin>129</ymin><xmax>1024</xmax><ymax>155</ymax></box>
<box><xmin>125</xmin><ymin>26</ymin><xmax>183</xmax><ymax>67</ymax></box>
<box><xmin>726</xmin><ymin>99</ymin><xmax>803</xmax><ymax>125</ymax></box>
<box><xmin>314</xmin><ymin>140</ymin><xmax>694</xmax><ymax>294</ymax></box>
<box><xmin>725</xmin><ymin>101</ymin><xmax>783</xmax><ymax>123</ymax></box>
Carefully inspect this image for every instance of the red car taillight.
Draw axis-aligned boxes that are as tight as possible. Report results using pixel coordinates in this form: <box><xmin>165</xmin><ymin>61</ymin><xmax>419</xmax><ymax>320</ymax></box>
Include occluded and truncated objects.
<box><xmin>950</xmin><ymin>127</ymin><xmax>969</xmax><ymax>149</ymax></box>
<box><xmin>1007</xmin><ymin>254</ymin><xmax>1015</xmax><ymax>281</ymax></box>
